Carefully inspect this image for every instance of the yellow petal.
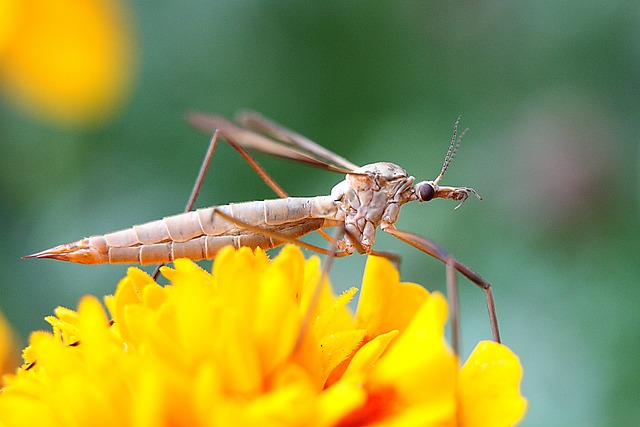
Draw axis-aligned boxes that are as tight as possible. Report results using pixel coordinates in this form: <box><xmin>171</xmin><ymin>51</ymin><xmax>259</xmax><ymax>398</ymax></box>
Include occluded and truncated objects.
<box><xmin>208</xmin><ymin>249</ymin><xmax>266</xmax><ymax>393</ymax></box>
<box><xmin>75</xmin><ymin>296</ymin><xmax>114</xmax><ymax>350</ymax></box>
<box><xmin>20</xmin><ymin>330</ymin><xmax>53</xmax><ymax>370</ymax></box>
<box><xmin>371</xmin><ymin>292</ymin><xmax>457</xmax><ymax>420</ymax></box>
<box><xmin>270</xmin><ymin>244</ymin><xmax>307</xmax><ymax>304</ymax></box>
<box><xmin>163</xmin><ymin>259</ymin><xmax>221</xmax><ymax>360</ymax></box>
<box><xmin>299</xmin><ymin>257</ymin><xmax>335</xmax><ymax>319</ymax></box>
<box><xmin>343</xmin><ymin>330</ymin><xmax>398</xmax><ymax>379</ymax></box>
<box><xmin>314</xmin><ymin>287</ymin><xmax>358</xmax><ymax>339</ymax></box>
<box><xmin>355</xmin><ymin>255</ymin><xmax>429</xmax><ymax>339</ymax></box>
<box><xmin>254</xmin><ymin>252</ymin><xmax>303</xmax><ymax>374</ymax></box>
<box><xmin>245</xmin><ymin>379</ymin><xmax>316</xmax><ymax>426</ymax></box>
<box><xmin>110</xmin><ymin>267</ymin><xmax>159</xmax><ymax>344</ymax></box>
<box><xmin>162</xmin><ymin>258</ymin><xmax>212</xmax><ymax>289</ymax></box>
<box><xmin>316</xmin><ymin>378</ymin><xmax>367</xmax><ymax>426</ymax></box>
<box><xmin>212</xmin><ymin>246</ymin><xmax>264</xmax><ymax>310</ymax></box>
<box><xmin>458</xmin><ymin>341</ymin><xmax>527</xmax><ymax>427</ymax></box>
<box><xmin>123</xmin><ymin>303</ymin><xmax>182</xmax><ymax>365</ymax></box>
<box><xmin>46</xmin><ymin>306</ymin><xmax>81</xmax><ymax>343</ymax></box>
<box><xmin>318</xmin><ymin>329</ymin><xmax>366</xmax><ymax>385</ymax></box>
<box><xmin>0</xmin><ymin>384</ymin><xmax>54</xmax><ymax>426</ymax></box>
<box><xmin>131</xmin><ymin>367</ymin><xmax>165</xmax><ymax>427</ymax></box>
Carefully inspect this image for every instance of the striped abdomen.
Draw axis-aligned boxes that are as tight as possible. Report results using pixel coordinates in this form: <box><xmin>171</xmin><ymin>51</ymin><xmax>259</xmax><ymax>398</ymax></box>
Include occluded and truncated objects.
<box><xmin>26</xmin><ymin>196</ymin><xmax>340</xmax><ymax>265</ymax></box>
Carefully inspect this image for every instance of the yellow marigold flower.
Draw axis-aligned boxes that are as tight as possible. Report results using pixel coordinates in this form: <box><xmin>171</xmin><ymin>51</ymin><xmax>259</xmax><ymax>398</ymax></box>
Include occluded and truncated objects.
<box><xmin>0</xmin><ymin>245</ymin><xmax>526</xmax><ymax>426</ymax></box>
<box><xmin>0</xmin><ymin>0</ymin><xmax>135</xmax><ymax>126</ymax></box>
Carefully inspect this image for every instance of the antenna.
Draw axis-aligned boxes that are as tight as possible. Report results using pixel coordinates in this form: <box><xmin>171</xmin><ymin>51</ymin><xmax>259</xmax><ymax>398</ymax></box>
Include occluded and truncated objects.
<box><xmin>434</xmin><ymin>116</ymin><xmax>467</xmax><ymax>184</ymax></box>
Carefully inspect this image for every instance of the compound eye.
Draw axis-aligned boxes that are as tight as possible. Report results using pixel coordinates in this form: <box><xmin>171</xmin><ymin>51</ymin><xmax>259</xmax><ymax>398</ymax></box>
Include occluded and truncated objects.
<box><xmin>418</xmin><ymin>184</ymin><xmax>435</xmax><ymax>202</ymax></box>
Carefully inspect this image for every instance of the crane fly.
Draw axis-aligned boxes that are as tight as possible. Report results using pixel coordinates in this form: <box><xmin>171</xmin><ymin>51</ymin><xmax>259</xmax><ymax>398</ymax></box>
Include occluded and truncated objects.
<box><xmin>24</xmin><ymin>111</ymin><xmax>500</xmax><ymax>352</ymax></box>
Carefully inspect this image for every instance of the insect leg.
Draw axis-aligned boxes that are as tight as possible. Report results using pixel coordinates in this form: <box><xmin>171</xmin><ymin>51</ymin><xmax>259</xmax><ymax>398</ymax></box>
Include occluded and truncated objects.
<box><xmin>152</xmin><ymin>130</ymin><xmax>220</xmax><ymax>279</ymax></box>
<box><xmin>339</xmin><ymin>227</ymin><xmax>402</xmax><ymax>267</ymax></box>
<box><xmin>383</xmin><ymin>225</ymin><xmax>500</xmax><ymax>346</ymax></box>
<box><xmin>224</xmin><ymin>135</ymin><xmax>289</xmax><ymax>198</ymax></box>
<box><xmin>446</xmin><ymin>258</ymin><xmax>459</xmax><ymax>356</ymax></box>
<box><xmin>211</xmin><ymin>208</ymin><xmax>351</xmax><ymax>258</ymax></box>
<box><xmin>294</xmin><ymin>225</ymin><xmax>344</xmax><ymax>351</ymax></box>
<box><xmin>184</xmin><ymin>130</ymin><xmax>221</xmax><ymax>213</ymax></box>
<box><xmin>220</xmin><ymin>133</ymin><xmax>342</xmax><ymax>249</ymax></box>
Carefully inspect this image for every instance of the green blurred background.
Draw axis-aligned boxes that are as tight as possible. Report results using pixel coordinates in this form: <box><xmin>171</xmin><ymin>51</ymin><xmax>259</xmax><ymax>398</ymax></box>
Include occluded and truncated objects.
<box><xmin>2</xmin><ymin>1</ymin><xmax>639</xmax><ymax>425</ymax></box>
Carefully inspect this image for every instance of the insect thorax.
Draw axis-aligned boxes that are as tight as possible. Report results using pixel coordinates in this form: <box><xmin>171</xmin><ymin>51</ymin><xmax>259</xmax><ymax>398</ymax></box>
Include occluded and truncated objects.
<box><xmin>330</xmin><ymin>162</ymin><xmax>416</xmax><ymax>253</ymax></box>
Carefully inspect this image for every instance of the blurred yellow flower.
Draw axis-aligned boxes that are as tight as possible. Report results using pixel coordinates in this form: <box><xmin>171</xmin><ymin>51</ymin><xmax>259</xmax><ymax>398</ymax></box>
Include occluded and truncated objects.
<box><xmin>0</xmin><ymin>245</ymin><xmax>526</xmax><ymax>426</ymax></box>
<box><xmin>0</xmin><ymin>312</ymin><xmax>19</xmax><ymax>378</ymax></box>
<box><xmin>0</xmin><ymin>0</ymin><xmax>135</xmax><ymax>126</ymax></box>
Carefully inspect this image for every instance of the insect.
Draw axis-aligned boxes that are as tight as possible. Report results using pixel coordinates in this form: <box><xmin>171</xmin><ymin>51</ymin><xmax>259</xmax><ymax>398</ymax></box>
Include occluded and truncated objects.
<box><xmin>24</xmin><ymin>111</ymin><xmax>500</xmax><ymax>351</ymax></box>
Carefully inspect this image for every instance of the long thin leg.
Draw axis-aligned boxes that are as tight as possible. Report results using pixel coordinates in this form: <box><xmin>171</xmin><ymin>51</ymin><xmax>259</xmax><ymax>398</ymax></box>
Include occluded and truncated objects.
<box><xmin>446</xmin><ymin>259</ymin><xmax>459</xmax><ymax>355</ymax></box>
<box><xmin>383</xmin><ymin>225</ymin><xmax>501</xmax><ymax>344</ymax></box>
<box><xmin>211</xmin><ymin>208</ymin><xmax>351</xmax><ymax>258</ymax></box>
<box><xmin>295</xmin><ymin>225</ymin><xmax>344</xmax><ymax>350</ymax></box>
<box><xmin>152</xmin><ymin>130</ymin><xmax>220</xmax><ymax>279</ymax></box>
<box><xmin>225</xmin><ymin>137</ymin><xmax>288</xmax><ymax>198</ymax></box>
<box><xmin>337</xmin><ymin>225</ymin><xmax>402</xmax><ymax>266</ymax></box>
<box><xmin>222</xmin><ymin>134</ymin><xmax>347</xmax><ymax>250</ymax></box>
<box><xmin>184</xmin><ymin>130</ymin><xmax>221</xmax><ymax>214</ymax></box>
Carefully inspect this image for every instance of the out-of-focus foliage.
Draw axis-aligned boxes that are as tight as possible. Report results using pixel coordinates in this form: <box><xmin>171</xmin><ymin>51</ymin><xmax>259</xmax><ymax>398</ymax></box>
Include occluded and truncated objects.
<box><xmin>1</xmin><ymin>2</ymin><xmax>638</xmax><ymax>426</ymax></box>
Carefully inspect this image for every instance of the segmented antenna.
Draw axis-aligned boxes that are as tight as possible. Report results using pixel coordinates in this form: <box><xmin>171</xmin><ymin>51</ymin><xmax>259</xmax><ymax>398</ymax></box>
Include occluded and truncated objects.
<box><xmin>434</xmin><ymin>116</ymin><xmax>468</xmax><ymax>184</ymax></box>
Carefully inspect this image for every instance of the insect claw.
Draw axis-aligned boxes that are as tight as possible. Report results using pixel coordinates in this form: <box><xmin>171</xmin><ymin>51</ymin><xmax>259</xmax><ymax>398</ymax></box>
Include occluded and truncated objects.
<box><xmin>454</xmin><ymin>196</ymin><xmax>468</xmax><ymax>210</ymax></box>
<box><xmin>452</xmin><ymin>187</ymin><xmax>481</xmax><ymax>210</ymax></box>
<box><xmin>469</xmin><ymin>187</ymin><xmax>482</xmax><ymax>201</ymax></box>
